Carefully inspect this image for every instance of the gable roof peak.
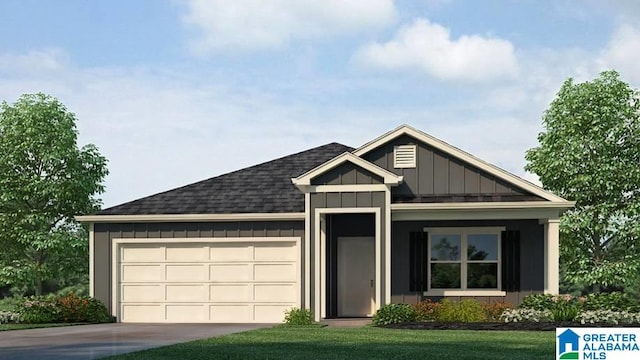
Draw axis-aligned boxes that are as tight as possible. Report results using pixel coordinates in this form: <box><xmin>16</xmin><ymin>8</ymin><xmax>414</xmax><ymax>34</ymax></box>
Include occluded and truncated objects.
<box><xmin>292</xmin><ymin>151</ymin><xmax>403</xmax><ymax>188</ymax></box>
<box><xmin>355</xmin><ymin>124</ymin><xmax>570</xmax><ymax>204</ymax></box>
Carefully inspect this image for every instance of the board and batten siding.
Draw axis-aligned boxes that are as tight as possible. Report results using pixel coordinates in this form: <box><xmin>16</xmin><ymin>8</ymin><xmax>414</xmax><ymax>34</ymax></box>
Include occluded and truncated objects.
<box><xmin>361</xmin><ymin>134</ymin><xmax>540</xmax><ymax>199</ymax></box>
<box><xmin>391</xmin><ymin>219</ymin><xmax>544</xmax><ymax>306</ymax></box>
<box><xmin>93</xmin><ymin>221</ymin><xmax>304</xmax><ymax>312</ymax></box>
<box><xmin>310</xmin><ymin>162</ymin><xmax>384</xmax><ymax>185</ymax></box>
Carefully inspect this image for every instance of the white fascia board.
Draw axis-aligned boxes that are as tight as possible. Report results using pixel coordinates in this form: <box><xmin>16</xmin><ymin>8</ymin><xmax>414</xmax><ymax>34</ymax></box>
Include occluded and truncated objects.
<box><xmin>391</xmin><ymin>201</ymin><xmax>575</xmax><ymax>211</ymax></box>
<box><xmin>353</xmin><ymin>124</ymin><xmax>569</xmax><ymax>203</ymax></box>
<box><xmin>391</xmin><ymin>202</ymin><xmax>573</xmax><ymax>221</ymax></box>
<box><xmin>75</xmin><ymin>212</ymin><xmax>305</xmax><ymax>223</ymax></box>
<box><xmin>291</xmin><ymin>152</ymin><xmax>403</xmax><ymax>188</ymax></box>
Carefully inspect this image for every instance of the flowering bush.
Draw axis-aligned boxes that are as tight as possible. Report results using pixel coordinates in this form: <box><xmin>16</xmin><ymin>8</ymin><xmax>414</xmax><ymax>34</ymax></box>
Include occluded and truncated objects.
<box><xmin>16</xmin><ymin>293</ymin><xmax>110</xmax><ymax>324</ymax></box>
<box><xmin>413</xmin><ymin>299</ymin><xmax>439</xmax><ymax>321</ymax></box>
<box><xmin>0</xmin><ymin>311</ymin><xmax>22</xmax><ymax>324</ymax></box>
<box><xmin>17</xmin><ymin>297</ymin><xmax>59</xmax><ymax>323</ymax></box>
<box><xmin>576</xmin><ymin>310</ymin><xmax>640</xmax><ymax>325</ymax></box>
<box><xmin>482</xmin><ymin>301</ymin><xmax>513</xmax><ymax>321</ymax></box>
<box><xmin>500</xmin><ymin>308</ymin><xmax>552</xmax><ymax>323</ymax></box>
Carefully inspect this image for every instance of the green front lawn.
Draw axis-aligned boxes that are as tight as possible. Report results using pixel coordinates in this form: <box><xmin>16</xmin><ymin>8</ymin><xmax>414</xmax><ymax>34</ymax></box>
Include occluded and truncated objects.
<box><xmin>106</xmin><ymin>326</ymin><xmax>555</xmax><ymax>360</ymax></box>
<box><xmin>0</xmin><ymin>323</ymin><xmax>81</xmax><ymax>331</ymax></box>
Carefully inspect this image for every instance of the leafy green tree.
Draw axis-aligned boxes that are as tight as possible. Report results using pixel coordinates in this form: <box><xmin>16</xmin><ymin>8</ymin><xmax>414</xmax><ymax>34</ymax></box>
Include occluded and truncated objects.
<box><xmin>0</xmin><ymin>93</ymin><xmax>108</xmax><ymax>295</ymax></box>
<box><xmin>526</xmin><ymin>70</ymin><xmax>640</xmax><ymax>292</ymax></box>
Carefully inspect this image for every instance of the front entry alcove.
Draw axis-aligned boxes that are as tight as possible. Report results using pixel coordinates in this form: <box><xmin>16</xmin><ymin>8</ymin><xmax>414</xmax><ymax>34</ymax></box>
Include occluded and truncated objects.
<box><xmin>324</xmin><ymin>213</ymin><xmax>376</xmax><ymax>318</ymax></box>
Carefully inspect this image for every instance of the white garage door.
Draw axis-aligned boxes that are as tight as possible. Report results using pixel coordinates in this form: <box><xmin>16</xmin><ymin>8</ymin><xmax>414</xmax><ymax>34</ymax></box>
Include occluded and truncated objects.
<box><xmin>116</xmin><ymin>238</ymin><xmax>299</xmax><ymax>323</ymax></box>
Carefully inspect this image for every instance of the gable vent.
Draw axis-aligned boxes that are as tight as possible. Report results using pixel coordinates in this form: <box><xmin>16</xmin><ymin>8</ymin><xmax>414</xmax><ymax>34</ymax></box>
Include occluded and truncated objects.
<box><xmin>394</xmin><ymin>145</ymin><xmax>417</xmax><ymax>168</ymax></box>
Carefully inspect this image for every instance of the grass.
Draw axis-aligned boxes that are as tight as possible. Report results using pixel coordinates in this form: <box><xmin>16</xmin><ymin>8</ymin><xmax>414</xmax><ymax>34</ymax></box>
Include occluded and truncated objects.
<box><xmin>105</xmin><ymin>326</ymin><xmax>555</xmax><ymax>360</ymax></box>
<box><xmin>0</xmin><ymin>323</ymin><xmax>82</xmax><ymax>331</ymax></box>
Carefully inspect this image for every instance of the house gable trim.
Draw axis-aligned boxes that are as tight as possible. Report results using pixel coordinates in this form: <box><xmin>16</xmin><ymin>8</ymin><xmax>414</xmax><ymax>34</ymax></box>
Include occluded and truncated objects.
<box><xmin>292</xmin><ymin>152</ymin><xmax>403</xmax><ymax>188</ymax></box>
<box><xmin>353</xmin><ymin>125</ymin><xmax>568</xmax><ymax>203</ymax></box>
<box><xmin>76</xmin><ymin>213</ymin><xmax>305</xmax><ymax>223</ymax></box>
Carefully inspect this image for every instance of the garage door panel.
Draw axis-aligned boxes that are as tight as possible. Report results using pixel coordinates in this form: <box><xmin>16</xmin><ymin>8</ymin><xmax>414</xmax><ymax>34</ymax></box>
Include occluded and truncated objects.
<box><xmin>166</xmin><ymin>245</ymin><xmax>208</xmax><ymax>261</ymax></box>
<box><xmin>122</xmin><ymin>285</ymin><xmax>163</xmax><ymax>302</ymax></box>
<box><xmin>122</xmin><ymin>305</ymin><xmax>163</xmax><ymax>322</ymax></box>
<box><xmin>210</xmin><ymin>305</ymin><xmax>251</xmax><ymax>322</ymax></box>
<box><xmin>121</xmin><ymin>245</ymin><xmax>163</xmax><ymax>262</ymax></box>
<box><xmin>254</xmin><ymin>284</ymin><xmax>296</xmax><ymax>302</ymax></box>
<box><xmin>122</xmin><ymin>265</ymin><xmax>162</xmax><ymax>281</ymax></box>
<box><xmin>166</xmin><ymin>305</ymin><xmax>206</xmax><ymax>322</ymax></box>
<box><xmin>210</xmin><ymin>284</ymin><xmax>250</xmax><ymax>302</ymax></box>
<box><xmin>210</xmin><ymin>264</ymin><xmax>251</xmax><ymax>281</ymax></box>
<box><xmin>119</xmin><ymin>240</ymin><xmax>298</xmax><ymax>323</ymax></box>
<box><xmin>166</xmin><ymin>285</ymin><xmax>207</xmax><ymax>302</ymax></box>
<box><xmin>254</xmin><ymin>243</ymin><xmax>296</xmax><ymax>261</ymax></box>
<box><xmin>255</xmin><ymin>305</ymin><xmax>293</xmax><ymax>322</ymax></box>
<box><xmin>210</xmin><ymin>244</ymin><xmax>252</xmax><ymax>261</ymax></box>
<box><xmin>166</xmin><ymin>264</ymin><xmax>207</xmax><ymax>281</ymax></box>
<box><xmin>254</xmin><ymin>264</ymin><xmax>296</xmax><ymax>281</ymax></box>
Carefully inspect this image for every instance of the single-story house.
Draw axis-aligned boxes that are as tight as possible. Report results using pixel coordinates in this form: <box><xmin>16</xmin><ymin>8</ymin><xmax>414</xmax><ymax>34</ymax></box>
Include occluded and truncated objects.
<box><xmin>77</xmin><ymin>125</ymin><xmax>574</xmax><ymax>323</ymax></box>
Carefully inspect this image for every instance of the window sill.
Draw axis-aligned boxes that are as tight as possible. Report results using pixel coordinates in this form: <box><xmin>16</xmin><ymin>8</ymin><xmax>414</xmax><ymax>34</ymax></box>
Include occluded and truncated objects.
<box><xmin>423</xmin><ymin>290</ymin><xmax>507</xmax><ymax>297</ymax></box>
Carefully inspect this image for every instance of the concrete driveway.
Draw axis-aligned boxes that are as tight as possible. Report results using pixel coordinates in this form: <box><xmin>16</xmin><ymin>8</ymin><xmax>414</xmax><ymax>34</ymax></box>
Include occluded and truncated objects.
<box><xmin>0</xmin><ymin>323</ymin><xmax>271</xmax><ymax>360</ymax></box>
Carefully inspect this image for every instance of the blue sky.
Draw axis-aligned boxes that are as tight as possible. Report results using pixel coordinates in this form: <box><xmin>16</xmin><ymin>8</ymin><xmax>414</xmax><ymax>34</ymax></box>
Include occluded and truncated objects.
<box><xmin>1</xmin><ymin>0</ymin><xmax>639</xmax><ymax>207</ymax></box>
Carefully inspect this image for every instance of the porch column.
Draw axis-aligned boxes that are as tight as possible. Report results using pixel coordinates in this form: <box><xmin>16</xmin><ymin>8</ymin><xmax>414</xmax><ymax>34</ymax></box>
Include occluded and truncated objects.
<box><xmin>543</xmin><ymin>219</ymin><xmax>560</xmax><ymax>294</ymax></box>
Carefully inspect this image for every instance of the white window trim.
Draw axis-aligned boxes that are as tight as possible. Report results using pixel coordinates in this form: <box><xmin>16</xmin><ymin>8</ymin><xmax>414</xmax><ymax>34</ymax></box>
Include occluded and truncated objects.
<box><xmin>423</xmin><ymin>227</ymin><xmax>506</xmax><ymax>297</ymax></box>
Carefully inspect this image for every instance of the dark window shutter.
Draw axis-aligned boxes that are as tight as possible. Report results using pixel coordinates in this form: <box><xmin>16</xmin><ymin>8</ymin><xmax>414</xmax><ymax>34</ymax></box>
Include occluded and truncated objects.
<box><xmin>409</xmin><ymin>232</ymin><xmax>428</xmax><ymax>292</ymax></box>
<box><xmin>501</xmin><ymin>230</ymin><xmax>521</xmax><ymax>292</ymax></box>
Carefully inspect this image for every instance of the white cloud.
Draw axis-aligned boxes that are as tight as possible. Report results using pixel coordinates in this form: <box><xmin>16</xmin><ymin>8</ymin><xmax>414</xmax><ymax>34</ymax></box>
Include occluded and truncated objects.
<box><xmin>181</xmin><ymin>0</ymin><xmax>396</xmax><ymax>54</ymax></box>
<box><xmin>0</xmin><ymin>48</ymin><xmax>69</xmax><ymax>75</ymax></box>
<box><xmin>353</xmin><ymin>18</ymin><xmax>519</xmax><ymax>82</ymax></box>
<box><xmin>598</xmin><ymin>24</ymin><xmax>640</xmax><ymax>84</ymax></box>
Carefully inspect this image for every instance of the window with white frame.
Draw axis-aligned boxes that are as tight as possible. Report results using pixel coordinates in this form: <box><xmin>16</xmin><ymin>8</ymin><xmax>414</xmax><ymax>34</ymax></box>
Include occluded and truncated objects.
<box><xmin>426</xmin><ymin>228</ymin><xmax>502</xmax><ymax>290</ymax></box>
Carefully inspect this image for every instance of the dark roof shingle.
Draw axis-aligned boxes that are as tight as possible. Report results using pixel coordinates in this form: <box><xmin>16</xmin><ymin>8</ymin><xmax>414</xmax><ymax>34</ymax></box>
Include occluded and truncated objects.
<box><xmin>98</xmin><ymin>142</ymin><xmax>353</xmax><ymax>215</ymax></box>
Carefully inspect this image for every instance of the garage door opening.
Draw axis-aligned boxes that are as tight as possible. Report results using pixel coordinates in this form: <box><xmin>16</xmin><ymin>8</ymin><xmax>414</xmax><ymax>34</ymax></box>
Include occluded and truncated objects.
<box><xmin>114</xmin><ymin>238</ymin><xmax>300</xmax><ymax>323</ymax></box>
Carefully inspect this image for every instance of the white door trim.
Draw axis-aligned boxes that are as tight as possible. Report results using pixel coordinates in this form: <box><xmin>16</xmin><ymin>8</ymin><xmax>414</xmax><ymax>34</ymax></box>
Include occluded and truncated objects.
<box><xmin>314</xmin><ymin>208</ymin><xmax>381</xmax><ymax>321</ymax></box>
<box><xmin>111</xmin><ymin>236</ymin><xmax>301</xmax><ymax>322</ymax></box>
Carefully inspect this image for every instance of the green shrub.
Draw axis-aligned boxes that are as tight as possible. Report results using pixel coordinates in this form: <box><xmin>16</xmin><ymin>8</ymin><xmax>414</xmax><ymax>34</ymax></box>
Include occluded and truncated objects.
<box><xmin>56</xmin><ymin>284</ymin><xmax>89</xmax><ymax>298</ymax></box>
<box><xmin>413</xmin><ymin>299</ymin><xmax>439</xmax><ymax>321</ymax></box>
<box><xmin>581</xmin><ymin>292</ymin><xmax>638</xmax><ymax>312</ymax></box>
<box><xmin>16</xmin><ymin>294</ymin><xmax>110</xmax><ymax>324</ymax></box>
<box><xmin>0</xmin><ymin>296</ymin><xmax>23</xmax><ymax>312</ymax></box>
<box><xmin>550</xmin><ymin>301</ymin><xmax>579</xmax><ymax>322</ymax></box>
<box><xmin>435</xmin><ymin>299</ymin><xmax>486</xmax><ymax>323</ymax></box>
<box><xmin>519</xmin><ymin>294</ymin><xmax>556</xmax><ymax>311</ymax></box>
<box><xmin>16</xmin><ymin>296</ymin><xmax>59</xmax><ymax>323</ymax></box>
<box><xmin>372</xmin><ymin>304</ymin><xmax>417</xmax><ymax>326</ymax></box>
<box><xmin>283</xmin><ymin>307</ymin><xmax>314</xmax><ymax>325</ymax></box>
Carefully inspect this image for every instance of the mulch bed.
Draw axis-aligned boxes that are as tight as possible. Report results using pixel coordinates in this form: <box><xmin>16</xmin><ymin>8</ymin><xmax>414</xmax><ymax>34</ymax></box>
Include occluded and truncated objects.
<box><xmin>383</xmin><ymin>322</ymin><xmax>640</xmax><ymax>331</ymax></box>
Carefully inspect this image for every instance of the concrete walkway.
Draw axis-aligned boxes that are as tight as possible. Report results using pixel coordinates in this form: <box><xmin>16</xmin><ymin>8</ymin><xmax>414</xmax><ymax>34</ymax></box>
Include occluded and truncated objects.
<box><xmin>320</xmin><ymin>318</ymin><xmax>372</xmax><ymax>328</ymax></box>
<box><xmin>0</xmin><ymin>323</ymin><xmax>271</xmax><ymax>360</ymax></box>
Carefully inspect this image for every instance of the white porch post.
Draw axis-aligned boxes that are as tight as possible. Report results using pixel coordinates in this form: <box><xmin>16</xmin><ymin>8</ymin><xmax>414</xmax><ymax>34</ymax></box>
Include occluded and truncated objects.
<box><xmin>543</xmin><ymin>219</ymin><xmax>560</xmax><ymax>294</ymax></box>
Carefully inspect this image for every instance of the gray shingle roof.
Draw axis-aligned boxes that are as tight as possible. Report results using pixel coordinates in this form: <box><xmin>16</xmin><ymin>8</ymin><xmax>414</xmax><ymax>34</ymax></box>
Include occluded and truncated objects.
<box><xmin>98</xmin><ymin>143</ymin><xmax>353</xmax><ymax>215</ymax></box>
